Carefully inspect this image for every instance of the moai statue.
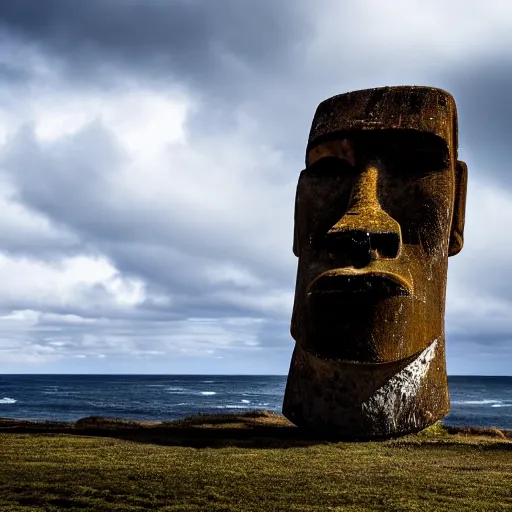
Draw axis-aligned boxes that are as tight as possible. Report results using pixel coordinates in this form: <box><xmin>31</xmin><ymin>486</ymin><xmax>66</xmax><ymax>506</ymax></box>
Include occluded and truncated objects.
<box><xmin>282</xmin><ymin>86</ymin><xmax>467</xmax><ymax>438</ymax></box>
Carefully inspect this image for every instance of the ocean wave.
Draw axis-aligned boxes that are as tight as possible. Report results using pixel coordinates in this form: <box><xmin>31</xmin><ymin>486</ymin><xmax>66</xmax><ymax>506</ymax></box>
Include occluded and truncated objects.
<box><xmin>201</xmin><ymin>391</ymin><xmax>216</xmax><ymax>396</ymax></box>
<box><xmin>215</xmin><ymin>405</ymin><xmax>250</xmax><ymax>409</ymax></box>
<box><xmin>452</xmin><ymin>399</ymin><xmax>501</xmax><ymax>405</ymax></box>
<box><xmin>0</xmin><ymin>397</ymin><xmax>16</xmax><ymax>404</ymax></box>
<box><xmin>165</xmin><ymin>387</ymin><xmax>185</xmax><ymax>392</ymax></box>
<box><xmin>241</xmin><ymin>400</ymin><xmax>250</xmax><ymax>404</ymax></box>
<box><xmin>201</xmin><ymin>381</ymin><xmax>215</xmax><ymax>383</ymax></box>
<box><xmin>491</xmin><ymin>404</ymin><xmax>512</xmax><ymax>408</ymax></box>
<box><xmin>41</xmin><ymin>391</ymin><xmax>81</xmax><ymax>397</ymax></box>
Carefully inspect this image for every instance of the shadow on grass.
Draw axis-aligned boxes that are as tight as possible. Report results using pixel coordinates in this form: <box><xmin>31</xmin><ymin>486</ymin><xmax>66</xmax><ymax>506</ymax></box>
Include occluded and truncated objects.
<box><xmin>0</xmin><ymin>411</ymin><xmax>330</xmax><ymax>448</ymax></box>
<box><xmin>1</xmin><ymin>410</ymin><xmax>512</xmax><ymax>449</ymax></box>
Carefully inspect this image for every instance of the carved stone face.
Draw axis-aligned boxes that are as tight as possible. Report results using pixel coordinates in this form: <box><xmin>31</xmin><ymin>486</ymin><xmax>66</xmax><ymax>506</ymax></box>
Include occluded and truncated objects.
<box><xmin>290</xmin><ymin>87</ymin><xmax>467</xmax><ymax>364</ymax></box>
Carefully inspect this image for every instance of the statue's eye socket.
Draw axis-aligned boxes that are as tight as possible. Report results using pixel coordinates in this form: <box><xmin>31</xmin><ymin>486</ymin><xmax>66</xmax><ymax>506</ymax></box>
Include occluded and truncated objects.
<box><xmin>306</xmin><ymin>157</ymin><xmax>354</xmax><ymax>177</ymax></box>
<box><xmin>390</xmin><ymin>151</ymin><xmax>449</xmax><ymax>175</ymax></box>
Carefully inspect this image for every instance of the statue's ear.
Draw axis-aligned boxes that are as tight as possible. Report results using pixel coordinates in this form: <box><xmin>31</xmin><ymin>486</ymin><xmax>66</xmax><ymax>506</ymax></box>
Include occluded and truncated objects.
<box><xmin>448</xmin><ymin>160</ymin><xmax>468</xmax><ymax>256</ymax></box>
<box><xmin>292</xmin><ymin>172</ymin><xmax>304</xmax><ymax>257</ymax></box>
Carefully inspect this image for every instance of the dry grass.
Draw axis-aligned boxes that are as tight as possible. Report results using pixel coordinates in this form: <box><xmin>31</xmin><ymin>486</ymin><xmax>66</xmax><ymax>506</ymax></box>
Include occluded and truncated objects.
<box><xmin>0</xmin><ymin>411</ymin><xmax>511</xmax><ymax>511</ymax></box>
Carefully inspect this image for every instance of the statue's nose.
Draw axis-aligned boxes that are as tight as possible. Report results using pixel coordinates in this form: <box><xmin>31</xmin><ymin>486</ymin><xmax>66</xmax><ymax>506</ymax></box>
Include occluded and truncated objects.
<box><xmin>325</xmin><ymin>162</ymin><xmax>401</xmax><ymax>261</ymax></box>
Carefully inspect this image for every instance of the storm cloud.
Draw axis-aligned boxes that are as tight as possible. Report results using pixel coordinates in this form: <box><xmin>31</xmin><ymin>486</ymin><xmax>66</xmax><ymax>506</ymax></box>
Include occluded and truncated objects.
<box><xmin>0</xmin><ymin>0</ymin><xmax>511</xmax><ymax>374</ymax></box>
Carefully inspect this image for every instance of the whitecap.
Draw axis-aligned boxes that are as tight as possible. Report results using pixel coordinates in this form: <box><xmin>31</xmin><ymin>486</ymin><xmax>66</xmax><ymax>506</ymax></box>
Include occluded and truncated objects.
<box><xmin>215</xmin><ymin>405</ymin><xmax>249</xmax><ymax>409</ymax></box>
<box><xmin>41</xmin><ymin>388</ymin><xmax>60</xmax><ymax>394</ymax></box>
<box><xmin>452</xmin><ymin>399</ymin><xmax>501</xmax><ymax>405</ymax></box>
<box><xmin>491</xmin><ymin>404</ymin><xmax>512</xmax><ymax>408</ymax></box>
<box><xmin>201</xmin><ymin>391</ymin><xmax>216</xmax><ymax>396</ymax></box>
<box><xmin>201</xmin><ymin>381</ymin><xmax>215</xmax><ymax>383</ymax></box>
<box><xmin>0</xmin><ymin>397</ymin><xmax>16</xmax><ymax>404</ymax></box>
<box><xmin>241</xmin><ymin>400</ymin><xmax>250</xmax><ymax>404</ymax></box>
<box><xmin>165</xmin><ymin>387</ymin><xmax>185</xmax><ymax>392</ymax></box>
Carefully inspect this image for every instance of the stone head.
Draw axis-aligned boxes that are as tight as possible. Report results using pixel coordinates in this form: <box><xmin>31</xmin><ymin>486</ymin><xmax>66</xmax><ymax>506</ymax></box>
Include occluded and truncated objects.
<box><xmin>283</xmin><ymin>86</ymin><xmax>468</xmax><ymax>437</ymax></box>
<box><xmin>291</xmin><ymin>86</ymin><xmax>467</xmax><ymax>364</ymax></box>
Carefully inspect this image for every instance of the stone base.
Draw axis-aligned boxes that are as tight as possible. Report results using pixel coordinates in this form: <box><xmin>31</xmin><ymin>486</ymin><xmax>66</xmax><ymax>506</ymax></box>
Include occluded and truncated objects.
<box><xmin>282</xmin><ymin>340</ymin><xmax>450</xmax><ymax>439</ymax></box>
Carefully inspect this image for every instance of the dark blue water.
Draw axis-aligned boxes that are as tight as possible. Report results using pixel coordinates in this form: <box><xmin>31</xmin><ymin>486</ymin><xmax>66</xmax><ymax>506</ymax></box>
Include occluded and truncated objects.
<box><xmin>0</xmin><ymin>375</ymin><xmax>511</xmax><ymax>429</ymax></box>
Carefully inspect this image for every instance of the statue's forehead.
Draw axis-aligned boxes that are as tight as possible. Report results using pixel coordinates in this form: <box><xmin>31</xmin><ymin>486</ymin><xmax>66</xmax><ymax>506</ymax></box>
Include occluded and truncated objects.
<box><xmin>307</xmin><ymin>86</ymin><xmax>457</xmax><ymax>164</ymax></box>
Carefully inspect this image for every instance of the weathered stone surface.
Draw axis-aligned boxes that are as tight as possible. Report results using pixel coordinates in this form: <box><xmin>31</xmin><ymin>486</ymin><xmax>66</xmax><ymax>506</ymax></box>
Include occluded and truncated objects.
<box><xmin>283</xmin><ymin>85</ymin><xmax>467</xmax><ymax>438</ymax></box>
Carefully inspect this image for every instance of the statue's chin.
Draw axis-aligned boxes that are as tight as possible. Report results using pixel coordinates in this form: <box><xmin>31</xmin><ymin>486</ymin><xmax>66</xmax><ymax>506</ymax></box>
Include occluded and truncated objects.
<box><xmin>283</xmin><ymin>337</ymin><xmax>449</xmax><ymax>438</ymax></box>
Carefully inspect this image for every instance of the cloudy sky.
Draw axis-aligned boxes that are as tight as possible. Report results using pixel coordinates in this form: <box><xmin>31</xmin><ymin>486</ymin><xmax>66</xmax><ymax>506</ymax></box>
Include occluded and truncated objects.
<box><xmin>0</xmin><ymin>0</ymin><xmax>510</xmax><ymax>375</ymax></box>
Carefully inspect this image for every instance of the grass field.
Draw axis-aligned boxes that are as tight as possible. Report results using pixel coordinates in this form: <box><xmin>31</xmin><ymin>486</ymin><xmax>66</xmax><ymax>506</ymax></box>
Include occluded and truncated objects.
<box><xmin>0</xmin><ymin>411</ymin><xmax>511</xmax><ymax>511</ymax></box>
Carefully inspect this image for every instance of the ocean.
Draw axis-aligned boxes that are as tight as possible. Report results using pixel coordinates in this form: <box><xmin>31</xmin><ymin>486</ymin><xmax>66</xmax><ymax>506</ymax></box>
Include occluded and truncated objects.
<box><xmin>0</xmin><ymin>374</ymin><xmax>511</xmax><ymax>429</ymax></box>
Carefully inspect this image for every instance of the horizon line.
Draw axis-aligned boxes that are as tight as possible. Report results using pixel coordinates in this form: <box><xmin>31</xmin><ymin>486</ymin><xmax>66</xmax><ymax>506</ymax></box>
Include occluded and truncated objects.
<box><xmin>1</xmin><ymin>373</ymin><xmax>511</xmax><ymax>378</ymax></box>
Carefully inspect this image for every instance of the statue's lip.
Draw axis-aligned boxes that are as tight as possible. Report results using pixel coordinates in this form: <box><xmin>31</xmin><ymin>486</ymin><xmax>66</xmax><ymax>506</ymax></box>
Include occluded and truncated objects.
<box><xmin>307</xmin><ymin>269</ymin><xmax>412</xmax><ymax>297</ymax></box>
